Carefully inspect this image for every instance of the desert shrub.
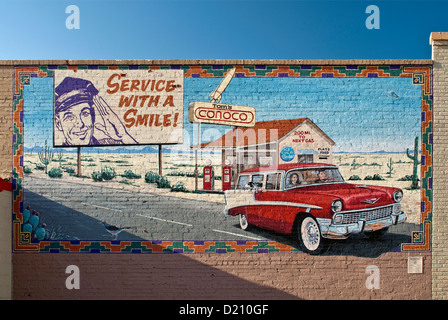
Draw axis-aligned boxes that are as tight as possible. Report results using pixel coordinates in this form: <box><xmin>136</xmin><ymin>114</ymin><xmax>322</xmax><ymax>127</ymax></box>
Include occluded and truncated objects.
<box><xmin>157</xmin><ymin>176</ymin><xmax>171</xmax><ymax>189</ymax></box>
<box><xmin>123</xmin><ymin>170</ymin><xmax>141</xmax><ymax>179</ymax></box>
<box><xmin>145</xmin><ymin>171</ymin><xmax>158</xmax><ymax>183</ymax></box>
<box><xmin>91</xmin><ymin>171</ymin><xmax>103</xmax><ymax>182</ymax></box>
<box><xmin>398</xmin><ymin>175</ymin><xmax>419</xmax><ymax>182</ymax></box>
<box><xmin>101</xmin><ymin>166</ymin><xmax>116</xmax><ymax>180</ymax></box>
<box><xmin>48</xmin><ymin>167</ymin><xmax>63</xmax><ymax>178</ymax></box>
<box><xmin>348</xmin><ymin>175</ymin><xmax>361</xmax><ymax>180</ymax></box>
<box><xmin>171</xmin><ymin>181</ymin><xmax>187</xmax><ymax>192</ymax></box>
<box><xmin>166</xmin><ymin>171</ymin><xmax>207</xmax><ymax>178</ymax></box>
<box><xmin>24</xmin><ymin>166</ymin><xmax>32</xmax><ymax>174</ymax></box>
<box><xmin>62</xmin><ymin>166</ymin><xmax>76</xmax><ymax>174</ymax></box>
<box><xmin>35</xmin><ymin>164</ymin><xmax>45</xmax><ymax>171</ymax></box>
<box><xmin>364</xmin><ymin>174</ymin><xmax>385</xmax><ymax>181</ymax></box>
<box><xmin>144</xmin><ymin>171</ymin><xmax>170</xmax><ymax>188</ymax></box>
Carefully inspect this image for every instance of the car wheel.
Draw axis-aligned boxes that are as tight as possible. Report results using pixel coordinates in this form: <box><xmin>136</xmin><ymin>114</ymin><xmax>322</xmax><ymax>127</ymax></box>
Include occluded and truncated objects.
<box><xmin>239</xmin><ymin>214</ymin><xmax>249</xmax><ymax>230</ymax></box>
<box><xmin>298</xmin><ymin>216</ymin><xmax>328</xmax><ymax>254</ymax></box>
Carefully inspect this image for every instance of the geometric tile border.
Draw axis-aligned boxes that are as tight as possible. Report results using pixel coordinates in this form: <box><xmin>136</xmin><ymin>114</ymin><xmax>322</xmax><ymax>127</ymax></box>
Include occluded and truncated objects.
<box><xmin>12</xmin><ymin>64</ymin><xmax>433</xmax><ymax>253</ymax></box>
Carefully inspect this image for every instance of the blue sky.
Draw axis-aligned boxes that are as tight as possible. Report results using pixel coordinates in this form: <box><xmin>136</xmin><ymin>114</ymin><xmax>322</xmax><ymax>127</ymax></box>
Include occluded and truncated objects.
<box><xmin>24</xmin><ymin>75</ymin><xmax>421</xmax><ymax>153</ymax></box>
<box><xmin>7</xmin><ymin>0</ymin><xmax>444</xmax><ymax>153</ymax></box>
<box><xmin>1</xmin><ymin>0</ymin><xmax>447</xmax><ymax>60</ymax></box>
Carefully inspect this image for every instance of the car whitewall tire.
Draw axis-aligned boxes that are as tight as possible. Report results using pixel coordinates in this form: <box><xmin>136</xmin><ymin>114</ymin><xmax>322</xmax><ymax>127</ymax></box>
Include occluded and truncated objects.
<box><xmin>239</xmin><ymin>214</ymin><xmax>249</xmax><ymax>230</ymax></box>
<box><xmin>298</xmin><ymin>216</ymin><xmax>328</xmax><ymax>254</ymax></box>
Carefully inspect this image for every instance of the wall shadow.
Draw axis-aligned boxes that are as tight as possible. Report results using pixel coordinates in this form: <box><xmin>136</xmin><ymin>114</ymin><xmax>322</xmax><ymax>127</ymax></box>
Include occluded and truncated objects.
<box><xmin>15</xmin><ymin>189</ymin><xmax>301</xmax><ymax>300</ymax></box>
<box><xmin>22</xmin><ymin>188</ymin><xmax>144</xmax><ymax>241</ymax></box>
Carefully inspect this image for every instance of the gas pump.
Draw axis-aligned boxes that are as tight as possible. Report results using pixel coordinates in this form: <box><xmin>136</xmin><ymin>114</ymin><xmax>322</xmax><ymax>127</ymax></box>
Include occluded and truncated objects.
<box><xmin>203</xmin><ymin>165</ymin><xmax>214</xmax><ymax>190</ymax></box>
<box><xmin>222</xmin><ymin>166</ymin><xmax>232</xmax><ymax>191</ymax></box>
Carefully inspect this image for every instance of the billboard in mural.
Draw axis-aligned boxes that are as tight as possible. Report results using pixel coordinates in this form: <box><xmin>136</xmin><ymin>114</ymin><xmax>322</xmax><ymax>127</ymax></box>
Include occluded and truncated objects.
<box><xmin>12</xmin><ymin>64</ymin><xmax>432</xmax><ymax>255</ymax></box>
<box><xmin>53</xmin><ymin>69</ymin><xmax>184</xmax><ymax>147</ymax></box>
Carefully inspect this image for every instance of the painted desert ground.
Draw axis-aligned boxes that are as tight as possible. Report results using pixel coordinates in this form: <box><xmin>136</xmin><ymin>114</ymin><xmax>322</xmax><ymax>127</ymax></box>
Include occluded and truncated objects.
<box><xmin>23</xmin><ymin>151</ymin><xmax>422</xmax><ymax>224</ymax></box>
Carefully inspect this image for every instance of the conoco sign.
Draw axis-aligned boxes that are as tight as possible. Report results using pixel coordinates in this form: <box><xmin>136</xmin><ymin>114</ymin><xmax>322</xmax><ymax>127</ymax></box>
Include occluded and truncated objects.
<box><xmin>189</xmin><ymin>101</ymin><xmax>255</xmax><ymax>127</ymax></box>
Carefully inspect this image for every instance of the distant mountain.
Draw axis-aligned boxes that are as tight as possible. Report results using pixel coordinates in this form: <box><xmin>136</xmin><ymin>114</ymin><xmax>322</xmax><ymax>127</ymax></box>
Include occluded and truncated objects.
<box><xmin>23</xmin><ymin>145</ymin><xmax>194</xmax><ymax>154</ymax></box>
<box><xmin>334</xmin><ymin>150</ymin><xmax>420</xmax><ymax>154</ymax></box>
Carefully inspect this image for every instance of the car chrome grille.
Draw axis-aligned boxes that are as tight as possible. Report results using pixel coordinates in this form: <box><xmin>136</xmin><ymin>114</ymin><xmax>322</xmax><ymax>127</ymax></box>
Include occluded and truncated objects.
<box><xmin>341</xmin><ymin>205</ymin><xmax>394</xmax><ymax>224</ymax></box>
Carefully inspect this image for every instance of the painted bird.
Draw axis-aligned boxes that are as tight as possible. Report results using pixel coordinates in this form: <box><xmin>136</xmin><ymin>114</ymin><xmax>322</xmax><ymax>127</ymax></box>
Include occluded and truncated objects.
<box><xmin>101</xmin><ymin>222</ymin><xmax>131</xmax><ymax>240</ymax></box>
<box><xmin>385</xmin><ymin>90</ymin><xmax>399</xmax><ymax>98</ymax></box>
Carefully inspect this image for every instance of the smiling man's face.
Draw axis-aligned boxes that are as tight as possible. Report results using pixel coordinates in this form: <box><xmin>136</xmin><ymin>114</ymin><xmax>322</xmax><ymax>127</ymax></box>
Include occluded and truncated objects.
<box><xmin>55</xmin><ymin>103</ymin><xmax>94</xmax><ymax>146</ymax></box>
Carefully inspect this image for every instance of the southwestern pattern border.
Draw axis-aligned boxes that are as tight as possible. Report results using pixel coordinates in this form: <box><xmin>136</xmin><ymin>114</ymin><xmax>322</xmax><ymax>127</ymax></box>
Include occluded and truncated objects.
<box><xmin>12</xmin><ymin>64</ymin><xmax>433</xmax><ymax>253</ymax></box>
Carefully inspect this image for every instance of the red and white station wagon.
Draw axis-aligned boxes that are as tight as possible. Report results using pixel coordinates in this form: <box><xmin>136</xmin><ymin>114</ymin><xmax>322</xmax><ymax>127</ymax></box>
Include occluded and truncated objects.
<box><xmin>224</xmin><ymin>163</ymin><xmax>407</xmax><ymax>254</ymax></box>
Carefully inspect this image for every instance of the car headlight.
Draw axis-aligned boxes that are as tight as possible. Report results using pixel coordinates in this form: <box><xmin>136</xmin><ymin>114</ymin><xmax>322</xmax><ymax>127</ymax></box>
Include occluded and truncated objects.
<box><xmin>331</xmin><ymin>200</ymin><xmax>343</xmax><ymax>213</ymax></box>
<box><xmin>393</xmin><ymin>190</ymin><xmax>403</xmax><ymax>203</ymax></box>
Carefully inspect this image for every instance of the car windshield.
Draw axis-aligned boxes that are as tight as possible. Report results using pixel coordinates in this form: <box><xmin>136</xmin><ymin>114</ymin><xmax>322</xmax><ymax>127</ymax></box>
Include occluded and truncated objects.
<box><xmin>285</xmin><ymin>168</ymin><xmax>344</xmax><ymax>188</ymax></box>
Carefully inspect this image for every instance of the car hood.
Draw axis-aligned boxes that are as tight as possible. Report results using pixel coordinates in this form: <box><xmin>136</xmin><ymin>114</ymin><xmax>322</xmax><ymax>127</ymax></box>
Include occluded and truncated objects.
<box><xmin>291</xmin><ymin>182</ymin><xmax>399</xmax><ymax>210</ymax></box>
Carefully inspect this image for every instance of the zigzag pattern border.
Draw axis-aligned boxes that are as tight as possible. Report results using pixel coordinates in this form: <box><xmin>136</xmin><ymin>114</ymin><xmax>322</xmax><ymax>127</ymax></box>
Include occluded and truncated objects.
<box><xmin>12</xmin><ymin>64</ymin><xmax>433</xmax><ymax>253</ymax></box>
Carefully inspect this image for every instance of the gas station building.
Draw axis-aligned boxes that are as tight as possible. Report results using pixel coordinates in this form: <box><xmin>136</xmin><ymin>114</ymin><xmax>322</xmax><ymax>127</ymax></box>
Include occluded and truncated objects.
<box><xmin>198</xmin><ymin>117</ymin><xmax>335</xmax><ymax>187</ymax></box>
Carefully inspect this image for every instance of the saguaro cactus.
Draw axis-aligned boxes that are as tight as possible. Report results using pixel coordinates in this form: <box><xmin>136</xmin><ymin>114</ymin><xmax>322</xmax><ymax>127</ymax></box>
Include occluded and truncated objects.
<box><xmin>406</xmin><ymin>136</ymin><xmax>421</xmax><ymax>189</ymax></box>
<box><xmin>38</xmin><ymin>140</ymin><xmax>54</xmax><ymax>174</ymax></box>
<box><xmin>56</xmin><ymin>150</ymin><xmax>63</xmax><ymax>167</ymax></box>
<box><xmin>386</xmin><ymin>157</ymin><xmax>394</xmax><ymax>178</ymax></box>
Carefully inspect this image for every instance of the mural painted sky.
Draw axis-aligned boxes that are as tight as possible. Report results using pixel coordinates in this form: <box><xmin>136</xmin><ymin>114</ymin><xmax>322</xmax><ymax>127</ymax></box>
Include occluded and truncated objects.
<box><xmin>24</xmin><ymin>75</ymin><xmax>422</xmax><ymax>154</ymax></box>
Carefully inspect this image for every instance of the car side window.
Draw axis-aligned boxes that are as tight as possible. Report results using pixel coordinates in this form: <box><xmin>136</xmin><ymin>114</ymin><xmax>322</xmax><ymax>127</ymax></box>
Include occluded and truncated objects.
<box><xmin>251</xmin><ymin>175</ymin><xmax>264</xmax><ymax>189</ymax></box>
<box><xmin>236</xmin><ymin>175</ymin><xmax>250</xmax><ymax>189</ymax></box>
<box><xmin>266</xmin><ymin>173</ymin><xmax>281</xmax><ymax>190</ymax></box>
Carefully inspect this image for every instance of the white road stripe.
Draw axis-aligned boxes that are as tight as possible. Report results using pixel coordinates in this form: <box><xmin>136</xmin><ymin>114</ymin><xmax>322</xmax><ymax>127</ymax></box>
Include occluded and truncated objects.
<box><xmin>136</xmin><ymin>214</ymin><xmax>193</xmax><ymax>227</ymax></box>
<box><xmin>81</xmin><ymin>202</ymin><xmax>123</xmax><ymax>212</ymax></box>
<box><xmin>47</xmin><ymin>195</ymin><xmax>66</xmax><ymax>202</ymax></box>
<box><xmin>212</xmin><ymin>229</ymin><xmax>265</xmax><ymax>240</ymax></box>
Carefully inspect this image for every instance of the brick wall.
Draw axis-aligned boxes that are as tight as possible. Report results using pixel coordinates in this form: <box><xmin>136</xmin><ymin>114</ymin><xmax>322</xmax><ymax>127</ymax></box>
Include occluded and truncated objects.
<box><xmin>0</xmin><ymin>65</ymin><xmax>12</xmax><ymax>300</ymax></box>
<box><xmin>431</xmin><ymin>32</ymin><xmax>448</xmax><ymax>300</ymax></box>
<box><xmin>12</xmin><ymin>252</ymin><xmax>431</xmax><ymax>300</ymax></box>
<box><xmin>1</xmin><ymin>56</ymin><xmax>439</xmax><ymax>301</ymax></box>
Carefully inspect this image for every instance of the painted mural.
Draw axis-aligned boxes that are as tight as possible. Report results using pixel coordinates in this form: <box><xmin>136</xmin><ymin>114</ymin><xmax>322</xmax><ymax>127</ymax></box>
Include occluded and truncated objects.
<box><xmin>53</xmin><ymin>69</ymin><xmax>184</xmax><ymax>146</ymax></box>
<box><xmin>12</xmin><ymin>64</ymin><xmax>432</xmax><ymax>255</ymax></box>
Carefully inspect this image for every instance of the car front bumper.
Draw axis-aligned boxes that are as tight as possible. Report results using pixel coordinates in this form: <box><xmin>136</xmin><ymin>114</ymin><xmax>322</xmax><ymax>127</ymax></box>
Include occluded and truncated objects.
<box><xmin>317</xmin><ymin>211</ymin><xmax>407</xmax><ymax>240</ymax></box>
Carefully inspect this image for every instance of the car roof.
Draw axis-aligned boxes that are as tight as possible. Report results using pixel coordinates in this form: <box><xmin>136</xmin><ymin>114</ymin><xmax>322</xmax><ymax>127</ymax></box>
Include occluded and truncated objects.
<box><xmin>240</xmin><ymin>163</ymin><xmax>337</xmax><ymax>173</ymax></box>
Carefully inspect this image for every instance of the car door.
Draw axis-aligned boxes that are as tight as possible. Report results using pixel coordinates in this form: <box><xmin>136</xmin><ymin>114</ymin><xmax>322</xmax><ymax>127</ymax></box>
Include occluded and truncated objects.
<box><xmin>254</xmin><ymin>173</ymin><xmax>284</xmax><ymax>232</ymax></box>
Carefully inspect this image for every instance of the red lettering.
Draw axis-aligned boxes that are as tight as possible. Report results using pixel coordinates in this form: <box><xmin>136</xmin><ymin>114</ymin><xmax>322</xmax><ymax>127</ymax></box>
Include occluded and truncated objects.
<box><xmin>106</xmin><ymin>73</ymin><xmax>121</xmax><ymax>94</ymax></box>
<box><xmin>147</xmin><ymin>96</ymin><xmax>160</xmax><ymax>107</ymax></box>
<box><xmin>155</xmin><ymin>80</ymin><xmax>165</xmax><ymax>92</ymax></box>
<box><xmin>123</xmin><ymin>109</ymin><xmax>137</xmax><ymax>128</ymax></box>
<box><xmin>130</xmin><ymin>80</ymin><xmax>140</xmax><ymax>92</ymax></box>
<box><xmin>154</xmin><ymin>114</ymin><xmax>163</xmax><ymax>127</ymax></box>
<box><xmin>107</xmin><ymin>76</ymin><xmax>178</xmax><ymax>94</ymax></box>
<box><xmin>141</xmin><ymin>80</ymin><xmax>151</xmax><ymax>92</ymax></box>
<box><xmin>119</xmin><ymin>95</ymin><xmax>133</xmax><ymax>107</ymax></box>
<box><xmin>136</xmin><ymin>114</ymin><xmax>149</xmax><ymax>127</ymax></box>
<box><xmin>163</xmin><ymin>95</ymin><xmax>174</xmax><ymax>107</ymax></box>
<box><xmin>120</xmin><ymin>79</ymin><xmax>129</xmax><ymax>92</ymax></box>
<box><xmin>139</xmin><ymin>95</ymin><xmax>150</xmax><ymax>107</ymax></box>
<box><xmin>163</xmin><ymin>114</ymin><xmax>172</xmax><ymax>126</ymax></box>
<box><xmin>166</xmin><ymin>80</ymin><xmax>176</xmax><ymax>92</ymax></box>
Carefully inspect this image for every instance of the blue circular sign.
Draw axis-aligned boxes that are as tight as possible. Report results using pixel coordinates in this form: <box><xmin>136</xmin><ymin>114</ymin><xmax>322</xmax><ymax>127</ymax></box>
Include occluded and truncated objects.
<box><xmin>280</xmin><ymin>146</ymin><xmax>295</xmax><ymax>162</ymax></box>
